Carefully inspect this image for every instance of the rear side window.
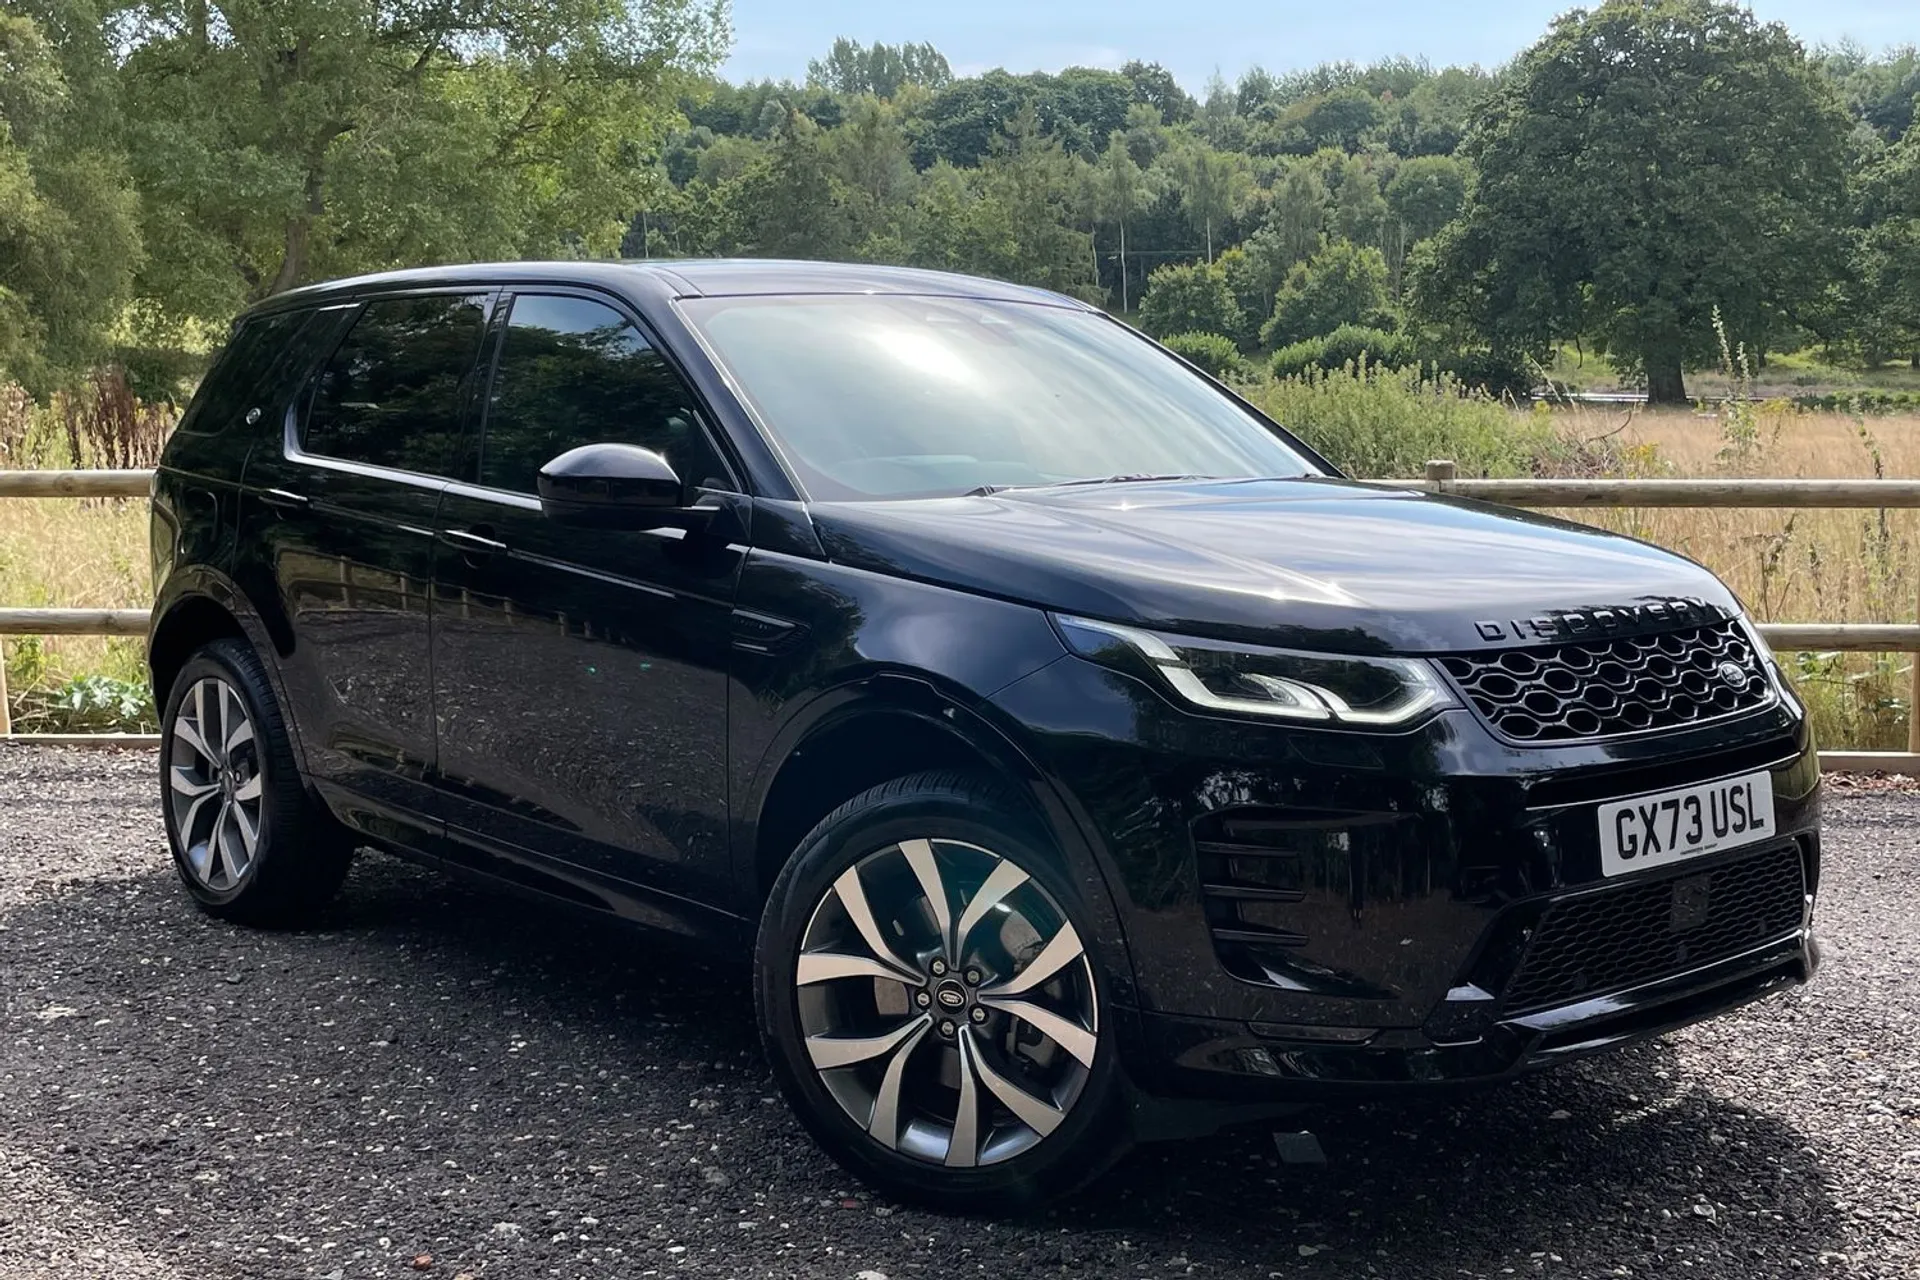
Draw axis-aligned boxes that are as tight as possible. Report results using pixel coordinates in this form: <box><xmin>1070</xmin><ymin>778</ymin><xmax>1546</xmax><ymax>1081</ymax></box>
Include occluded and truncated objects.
<box><xmin>477</xmin><ymin>293</ymin><xmax>729</xmax><ymax>495</ymax></box>
<box><xmin>177</xmin><ymin>309</ymin><xmax>313</xmax><ymax>436</ymax></box>
<box><xmin>303</xmin><ymin>293</ymin><xmax>489</xmax><ymax>476</ymax></box>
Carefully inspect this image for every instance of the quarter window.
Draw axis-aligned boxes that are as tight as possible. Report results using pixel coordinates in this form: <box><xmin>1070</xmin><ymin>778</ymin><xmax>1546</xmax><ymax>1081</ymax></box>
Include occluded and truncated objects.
<box><xmin>180</xmin><ymin>309</ymin><xmax>314</xmax><ymax>436</ymax></box>
<box><xmin>303</xmin><ymin>293</ymin><xmax>489</xmax><ymax>476</ymax></box>
<box><xmin>478</xmin><ymin>294</ymin><xmax>727</xmax><ymax>495</ymax></box>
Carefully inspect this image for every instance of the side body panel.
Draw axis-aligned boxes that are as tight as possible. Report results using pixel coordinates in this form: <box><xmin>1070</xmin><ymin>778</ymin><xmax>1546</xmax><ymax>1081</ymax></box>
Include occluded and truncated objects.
<box><xmin>429</xmin><ymin>483</ymin><xmax>747</xmax><ymax>907</ymax></box>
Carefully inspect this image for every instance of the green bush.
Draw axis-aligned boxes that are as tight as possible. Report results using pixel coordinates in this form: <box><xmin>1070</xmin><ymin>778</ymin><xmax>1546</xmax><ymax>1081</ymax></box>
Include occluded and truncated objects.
<box><xmin>1268</xmin><ymin>337</ymin><xmax>1330</xmax><ymax>380</ymax></box>
<box><xmin>1268</xmin><ymin>326</ymin><xmax>1410</xmax><ymax>379</ymax></box>
<box><xmin>1317</xmin><ymin>324</ymin><xmax>1417</xmax><ymax>371</ymax></box>
<box><xmin>1792</xmin><ymin>389</ymin><xmax>1920</xmax><ymax>414</ymax></box>
<box><xmin>1137</xmin><ymin>262</ymin><xmax>1244</xmax><ymax>341</ymax></box>
<box><xmin>1160</xmin><ymin>331</ymin><xmax>1245</xmax><ymax>379</ymax></box>
<box><xmin>1267</xmin><ymin>332</ymin><xmax>1533</xmax><ymax>401</ymax></box>
<box><xmin>1435</xmin><ymin>348</ymin><xmax>1534</xmax><ymax>400</ymax></box>
<box><xmin>1260</xmin><ymin>240</ymin><xmax>1395</xmax><ymax>348</ymax></box>
<box><xmin>1247</xmin><ymin>361</ymin><xmax>1555</xmax><ymax>479</ymax></box>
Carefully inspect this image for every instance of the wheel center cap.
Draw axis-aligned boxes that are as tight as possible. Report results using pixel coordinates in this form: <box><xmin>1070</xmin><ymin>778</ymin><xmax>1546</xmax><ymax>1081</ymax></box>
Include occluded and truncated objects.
<box><xmin>934</xmin><ymin>981</ymin><xmax>968</xmax><ymax>1011</ymax></box>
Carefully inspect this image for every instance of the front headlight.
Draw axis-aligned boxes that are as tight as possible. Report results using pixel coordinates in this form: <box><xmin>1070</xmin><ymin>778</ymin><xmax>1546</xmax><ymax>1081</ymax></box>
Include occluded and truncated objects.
<box><xmin>1052</xmin><ymin>614</ymin><xmax>1457</xmax><ymax>727</ymax></box>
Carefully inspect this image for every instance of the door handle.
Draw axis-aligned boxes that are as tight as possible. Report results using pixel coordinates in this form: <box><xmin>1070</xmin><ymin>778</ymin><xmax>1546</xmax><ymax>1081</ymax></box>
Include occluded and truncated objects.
<box><xmin>260</xmin><ymin>487</ymin><xmax>310</xmax><ymax>510</ymax></box>
<box><xmin>442</xmin><ymin>527</ymin><xmax>507</xmax><ymax>556</ymax></box>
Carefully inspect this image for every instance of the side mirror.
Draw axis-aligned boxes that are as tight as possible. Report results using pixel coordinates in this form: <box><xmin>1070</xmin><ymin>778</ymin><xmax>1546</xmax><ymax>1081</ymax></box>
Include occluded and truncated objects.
<box><xmin>536</xmin><ymin>443</ymin><xmax>695</xmax><ymax>529</ymax></box>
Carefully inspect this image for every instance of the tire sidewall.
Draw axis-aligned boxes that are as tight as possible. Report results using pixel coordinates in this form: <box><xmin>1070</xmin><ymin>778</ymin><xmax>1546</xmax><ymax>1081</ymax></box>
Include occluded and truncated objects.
<box><xmin>755</xmin><ymin>780</ymin><xmax>1131</xmax><ymax>1210</ymax></box>
<box><xmin>159</xmin><ymin>644</ymin><xmax>276</xmax><ymax>910</ymax></box>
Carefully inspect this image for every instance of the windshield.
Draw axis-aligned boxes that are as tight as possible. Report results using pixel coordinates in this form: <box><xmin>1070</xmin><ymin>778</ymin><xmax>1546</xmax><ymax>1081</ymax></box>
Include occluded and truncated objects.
<box><xmin>679</xmin><ymin>294</ymin><xmax>1319</xmax><ymax>501</ymax></box>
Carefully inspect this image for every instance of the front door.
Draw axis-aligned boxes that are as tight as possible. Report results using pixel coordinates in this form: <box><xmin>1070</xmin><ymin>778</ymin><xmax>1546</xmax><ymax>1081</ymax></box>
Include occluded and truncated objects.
<box><xmin>238</xmin><ymin>290</ymin><xmax>492</xmax><ymax>834</ymax></box>
<box><xmin>428</xmin><ymin>290</ymin><xmax>744</xmax><ymax>908</ymax></box>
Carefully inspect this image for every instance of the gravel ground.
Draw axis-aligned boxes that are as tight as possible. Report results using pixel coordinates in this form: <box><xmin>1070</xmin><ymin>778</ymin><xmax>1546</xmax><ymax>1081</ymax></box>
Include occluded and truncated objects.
<box><xmin>0</xmin><ymin>746</ymin><xmax>1914</xmax><ymax>1280</ymax></box>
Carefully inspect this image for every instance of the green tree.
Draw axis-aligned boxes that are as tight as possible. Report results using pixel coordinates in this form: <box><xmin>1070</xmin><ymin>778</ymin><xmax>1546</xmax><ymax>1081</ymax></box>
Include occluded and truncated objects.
<box><xmin>1328</xmin><ymin>154</ymin><xmax>1388</xmax><ymax>249</ymax></box>
<box><xmin>1137</xmin><ymin>260</ymin><xmax>1242</xmax><ymax>339</ymax></box>
<box><xmin>1261</xmin><ymin>239</ymin><xmax>1393</xmax><ymax>346</ymax></box>
<box><xmin>1383</xmin><ymin>153</ymin><xmax>1468</xmax><ymax>295</ymax></box>
<box><xmin>1095</xmin><ymin>136</ymin><xmax>1144</xmax><ymax>310</ymax></box>
<box><xmin>1267</xmin><ymin>162</ymin><xmax>1328</xmax><ymax>266</ymax></box>
<box><xmin>910</xmin><ymin>161</ymin><xmax>1016</xmax><ymax>279</ymax></box>
<box><xmin>1854</xmin><ymin>128</ymin><xmax>1920</xmax><ymax>364</ymax></box>
<box><xmin>0</xmin><ymin>7</ymin><xmax>141</xmax><ymax>392</ymax></box>
<box><xmin>807</xmin><ymin>38</ymin><xmax>952</xmax><ymax>99</ymax></box>
<box><xmin>829</xmin><ymin>95</ymin><xmax>914</xmax><ymax>256</ymax></box>
<box><xmin>117</xmin><ymin>0</ymin><xmax>726</xmax><ymax>322</ymax></box>
<box><xmin>977</xmin><ymin>104</ymin><xmax>1094</xmax><ymax>294</ymax></box>
<box><xmin>1819</xmin><ymin>42</ymin><xmax>1919</xmax><ymax>144</ymax></box>
<box><xmin>1413</xmin><ymin>0</ymin><xmax>1851</xmax><ymax>402</ymax></box>
<box><xmin>1291</xmin><ymin>85</ymin><xmax>1384</xmax><ymax>152</ymax></box>
<box><xmin>1165</xmin><ymin>143</ymin><xmax>1245</xmax><ymax>262</ymax></box>
<box><xmin>1119</xmin><ymin>60</ymin><xmax>1195</xmax><ymax>124</ymax></box>
<box><xmin>1218</xmin><ymin>226</ymin><xmax>1293</xmax><ymax>343</ymax></box>
<box><xmin>1384</xmin><ymin>154</ymin><xmax>1469</xmax><ymax>243</ymax></box>
<box><xmin>726</xmin><ymin>107</ymin><xmax>853</xmax><ymax>259</ymax></box>
<box><xmin>1384</xmin><ymin>66</ymin><xmax>1497</xmax><ymax>156</ymax></box>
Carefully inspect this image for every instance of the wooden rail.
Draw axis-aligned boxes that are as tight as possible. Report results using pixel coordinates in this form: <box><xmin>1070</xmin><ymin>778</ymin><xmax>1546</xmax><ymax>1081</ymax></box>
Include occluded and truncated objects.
<box><xmin>0</xmin><ymin>469</ymin><xmax>153</xmax><ymax>498</ymax></box>
<box><xmin>1367</xmin><ymin>475</ymin><xmax>1920</xmax><ymax>508</ymax></box>
<box><xmin>2</xmin><ymin>463</ymin><xmax>1920</xmax><ymax>773</ymax></box>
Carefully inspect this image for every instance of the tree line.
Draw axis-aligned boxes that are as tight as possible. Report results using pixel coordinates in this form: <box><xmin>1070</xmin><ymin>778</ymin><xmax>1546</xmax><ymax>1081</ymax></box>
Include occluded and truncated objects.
<box><xmin>1</xmin><ymin>0</ymin><xmax>1916</xmax><ymax>404</ymax></box>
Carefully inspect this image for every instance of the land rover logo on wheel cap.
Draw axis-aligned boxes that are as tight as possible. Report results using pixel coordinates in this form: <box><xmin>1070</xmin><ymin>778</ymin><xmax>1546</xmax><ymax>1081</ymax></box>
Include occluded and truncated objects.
<box><xmin>1717</xmin><ymin>660</ymin><xmax>1747</xmax><ymax>685</ymax></box>
<box><xmin>935</xmin><ymin>983</ymin><xmax>967</xmax><ymax>1010</ymax></box>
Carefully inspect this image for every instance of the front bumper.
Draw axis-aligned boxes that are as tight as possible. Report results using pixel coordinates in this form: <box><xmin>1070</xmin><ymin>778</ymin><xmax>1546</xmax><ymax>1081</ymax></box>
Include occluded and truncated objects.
<box><xmin>1124</xmin><ymin>921</ymin><xmax>1817</xmax><ymax>1101</ymax></box>
<box><xmin>989</xmin><ymin>654</ymin><xmax>1821</xmax><ymax>1099</ymax></box>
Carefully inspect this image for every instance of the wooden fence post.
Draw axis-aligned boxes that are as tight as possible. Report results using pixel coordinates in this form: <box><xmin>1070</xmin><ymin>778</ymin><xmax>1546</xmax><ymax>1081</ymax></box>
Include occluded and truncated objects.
<box><xmin>1911</xmin><ymin>577</ymin><xmax>1920</xmax><ymax>758</ymax></box>
<box><xmin>0</xmin><ymin>638</ymin><xmax>10</xmax><ymax>737</ymax></box>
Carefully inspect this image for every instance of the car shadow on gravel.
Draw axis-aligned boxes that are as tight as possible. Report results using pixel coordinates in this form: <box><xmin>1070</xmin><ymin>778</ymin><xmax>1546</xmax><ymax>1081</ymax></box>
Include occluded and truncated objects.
<box><xmin>0</xmin><ymin>849</ymin><xmax>1847</xmax><ymax>1278</ymax></box>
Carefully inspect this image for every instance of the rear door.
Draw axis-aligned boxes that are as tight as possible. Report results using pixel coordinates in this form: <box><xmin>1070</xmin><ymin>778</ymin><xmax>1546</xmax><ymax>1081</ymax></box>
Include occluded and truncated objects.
<box><xmin>428</xmin><ymin>289</ymin><xmax>745</xmax><ymax>908</ymax></box>
<box><xmin>237</xmin><ymin>290</ymin><xmax>493</xmax><ymax>835</ymax></box>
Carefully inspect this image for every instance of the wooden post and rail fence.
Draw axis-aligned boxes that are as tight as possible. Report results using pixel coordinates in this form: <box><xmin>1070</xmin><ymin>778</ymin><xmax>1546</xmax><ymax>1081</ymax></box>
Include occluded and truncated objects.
<box><xmin>3</xmin><ymin>461</ymin><xmax>1920</xmax><ymax>772</ymax></box>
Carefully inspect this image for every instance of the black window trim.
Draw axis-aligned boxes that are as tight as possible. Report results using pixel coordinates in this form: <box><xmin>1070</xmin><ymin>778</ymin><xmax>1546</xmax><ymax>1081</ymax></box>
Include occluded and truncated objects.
<box><xmin>283</xmin><ymin>287</ymin><xmax>502</xmax><ymax>491</ymax></box>
<box><xmin>456</xmin><ymin>282</ymin><xmax>745</xmax><ymax>504</ymax></box>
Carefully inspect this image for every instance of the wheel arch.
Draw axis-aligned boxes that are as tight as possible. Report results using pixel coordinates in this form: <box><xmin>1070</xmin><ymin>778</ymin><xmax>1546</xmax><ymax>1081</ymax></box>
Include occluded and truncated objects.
<box><xmin>739</xmin><ymin>673</ymin><xmax>1138</xmax><ymax>1006</ymax></box>
<box><xmin>148</xmin><ymin>569</ymin><xmax>310</xmax><ymax>775</ymax></box>
<box><xmin>149</xmin><ymin>593</ymin><xmax>246</xmax><ymax>710</ymax></box>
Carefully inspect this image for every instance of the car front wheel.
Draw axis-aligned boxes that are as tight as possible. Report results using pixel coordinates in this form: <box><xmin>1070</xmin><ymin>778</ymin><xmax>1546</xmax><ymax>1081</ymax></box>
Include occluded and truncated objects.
<box><xmin>755</xmin><ymin>771</ymin><xmax>1131</xmax><ymax>1211</ymax></box>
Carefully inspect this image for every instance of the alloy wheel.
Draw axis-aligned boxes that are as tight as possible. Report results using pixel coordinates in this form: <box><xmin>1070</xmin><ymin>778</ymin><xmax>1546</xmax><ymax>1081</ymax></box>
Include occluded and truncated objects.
<box><xmin>167</xmin><ymin>676</ymin><xmax>264</xmax><ymax>893</ymax></box>
<box><xmin>794</xmin><ymin>837</ymin><xmax>1098</xmax><ymax>1168</ymax></box>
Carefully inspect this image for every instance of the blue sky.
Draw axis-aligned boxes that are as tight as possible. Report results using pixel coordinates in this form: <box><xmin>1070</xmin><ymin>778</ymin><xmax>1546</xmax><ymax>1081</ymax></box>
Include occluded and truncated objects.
<box><xmin>720</xmin><ymin>1</ymin><xmax>1914</xmax><ymax>91</ymax></box>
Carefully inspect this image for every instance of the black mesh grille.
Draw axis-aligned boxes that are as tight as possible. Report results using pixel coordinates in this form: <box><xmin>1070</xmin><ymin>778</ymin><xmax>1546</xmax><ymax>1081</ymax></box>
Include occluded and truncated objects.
<box><xmin>1439</xmin><ymin>621</ymin><xmax>1774</xmax><ymax>744</ymax></box>
<box><xmin>1502</xmin><ymin>844</ymin><xmax>1806</xmax><ymax>1014</ymax></box>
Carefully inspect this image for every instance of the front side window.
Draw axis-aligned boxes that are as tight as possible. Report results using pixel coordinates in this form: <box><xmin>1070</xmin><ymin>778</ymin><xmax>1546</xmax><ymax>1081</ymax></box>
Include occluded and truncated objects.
<box><xmin>303</xmin><ymin>293</ymin><xmax>489</xmax><ymax>476</ymax></box>
<box><xmin>679</xmin><ymin>294</ymin><xmax>1320</xmax><ymax>501</ymax></box>
<box><xmin>477</xmin><ymin>293</ymin><xmax>728</xmax><ymax>495</ymax></box>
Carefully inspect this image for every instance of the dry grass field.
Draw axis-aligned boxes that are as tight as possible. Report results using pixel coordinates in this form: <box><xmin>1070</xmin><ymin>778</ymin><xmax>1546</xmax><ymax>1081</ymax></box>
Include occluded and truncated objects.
<box><xmin>1539</xmin><ymin>405</ymin><xmax>1920</xmax><ymax>749</ymax></box>
<box><xmin>1</xmin><ymin>399</ymin><xmax>1917</xmax><ymax>744</ymax></box>
<box><xmin>0</xmin><ymin>497</ymin><xmax>152</xmax><ymax>717</ymax></box>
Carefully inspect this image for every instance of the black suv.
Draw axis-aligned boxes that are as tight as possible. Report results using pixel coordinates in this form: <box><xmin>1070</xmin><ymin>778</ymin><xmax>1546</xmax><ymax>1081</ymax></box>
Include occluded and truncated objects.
<box><xmin>148</xmin><ymin>260</ymin><xmax>1820</xmax><ymax>1210</ymax></box>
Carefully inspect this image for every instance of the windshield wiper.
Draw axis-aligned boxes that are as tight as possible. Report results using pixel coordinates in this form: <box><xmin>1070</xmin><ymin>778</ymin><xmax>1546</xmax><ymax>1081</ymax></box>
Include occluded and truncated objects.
<box><xmin>966</xmin><ymin>474</ymin><xmax>1216</xmax><ymax>497</ymax></box>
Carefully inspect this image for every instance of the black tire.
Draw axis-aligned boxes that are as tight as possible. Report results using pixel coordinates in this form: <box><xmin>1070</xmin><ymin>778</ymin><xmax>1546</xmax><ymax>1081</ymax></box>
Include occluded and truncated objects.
<box><xmin>754</xmin><ymin>770</ymin><xmax>1132</xmax><ymax>1212</ymax></box>
<box><xmin>158</xmin><ymin>637</ymin><xmax>352</xmax><ymax>926</ymax></box>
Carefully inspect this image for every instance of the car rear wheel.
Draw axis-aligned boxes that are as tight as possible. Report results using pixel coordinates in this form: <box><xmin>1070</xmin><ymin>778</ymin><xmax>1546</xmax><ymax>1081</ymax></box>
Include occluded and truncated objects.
<box><xmin>755</xmin><ymin>771</ymin><xmax>1131</xmax><ymax>1211</ymax></box>
<box><xmin>160</xmin><ymin>638</ymin><xmax>352</xmax><ymax>926</ymax></box>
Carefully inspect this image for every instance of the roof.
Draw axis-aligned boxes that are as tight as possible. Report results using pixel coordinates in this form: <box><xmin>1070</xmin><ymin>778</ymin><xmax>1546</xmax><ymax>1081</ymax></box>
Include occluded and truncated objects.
<box><xmin>251</xmin><ymin>258</ymin><xmax>1086</xmax><ymax>315</ymax></box>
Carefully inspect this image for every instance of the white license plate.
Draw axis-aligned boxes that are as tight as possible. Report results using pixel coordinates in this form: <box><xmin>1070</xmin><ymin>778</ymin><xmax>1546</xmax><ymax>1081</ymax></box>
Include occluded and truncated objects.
<box><xmin>1597</xmin><ymin>771</ymin><xmax>1775</xmax><ymax>877</ymax></box>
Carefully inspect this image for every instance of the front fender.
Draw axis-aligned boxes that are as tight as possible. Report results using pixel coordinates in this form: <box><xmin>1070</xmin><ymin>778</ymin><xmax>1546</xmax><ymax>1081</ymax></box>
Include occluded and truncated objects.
<box><xmin>727</xmin><ymin>551</ymin><xmax>1141</xmax><ymax>1006</ymax></box>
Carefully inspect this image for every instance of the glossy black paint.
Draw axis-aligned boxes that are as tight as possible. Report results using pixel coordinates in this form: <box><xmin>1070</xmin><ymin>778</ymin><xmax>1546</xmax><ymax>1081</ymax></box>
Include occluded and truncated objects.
<box><xmin>151</xmin><ymin>260</ymin><xmax>1822</xmax><ymax>1122</ymax></box>
<box><xmin>808</xmin><ymin>480</ymin><xmax>1744</xmax><ymax>653</ymax></box>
